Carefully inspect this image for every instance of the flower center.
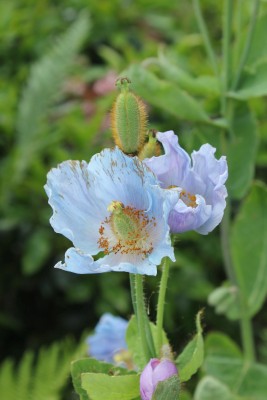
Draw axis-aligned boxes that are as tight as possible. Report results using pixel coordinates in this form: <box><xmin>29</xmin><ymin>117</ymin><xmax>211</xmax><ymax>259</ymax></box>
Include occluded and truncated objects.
<box><xmin>98</xmin><ymin>201</ymin><xmax>155</xmax><ymax>258</ymax></box>
<box><xmin>167</xmin><ymin>185</ymin><xmax>197</xmax><ymax>208</ymax></box>
<box><xmin>180</xmin><ymin>189</ymin><xmax>197</xmax><ymax>208</ymax></box>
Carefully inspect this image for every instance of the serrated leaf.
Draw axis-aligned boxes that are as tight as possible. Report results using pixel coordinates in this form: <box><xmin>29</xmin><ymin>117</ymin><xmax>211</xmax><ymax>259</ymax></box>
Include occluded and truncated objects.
<box><xmin>194</xmin><ymin>376</ymin><xmax>235</xmax><ymax>400</ymax></box>
<box><xmin>126</xmin><ymin>64</ymin><xmax>211</xmax><ymax>123</ymax></box>
<box><xmin>126</xmin><ymin>316</ymin><xmax>168</xmax><ymax>370</ymax></box>
<box><xmin>81</xmin><ymin>372</ymin><xmax>140</xmax><ymax>400</ymax></box>
<box><xmin>11</xmin><ymin>12</ymin><xmax>90</xmax><ymax>184</ymax></box>
<box><xmin>152</xmin><ymin>374</ymin><xmax>180</xmax><ymax>400</ymax></box>
<box><xmin>0</xmin><ymin>337</ymin><xmax>84</xmax><ymax>400</ymax></box>
<box><xmin>231</xmin><ymin>181</ymin><xmax>267</xmax><ymax>317</ymax></box>
<box><xmin>176</xmin><ymin>311</ymin><xmax>204</xmax><ymax>382</ymax></box>
<box><xmin>227</xmin><ymin>102</ymin><xmax>258</xmax><ymax>199</ymax></box>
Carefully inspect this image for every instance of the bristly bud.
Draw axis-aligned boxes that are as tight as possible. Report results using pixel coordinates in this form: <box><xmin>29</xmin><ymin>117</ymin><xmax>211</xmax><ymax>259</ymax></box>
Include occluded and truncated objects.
<box><xmin>138</xmin><ymin>130</ymin><xmax>162</xmax><ymax>160</ymax></box>
<box><xmin>111</xmin><ymin>77</ymin><xmax>147</xmax><ymax>154</ymax></box>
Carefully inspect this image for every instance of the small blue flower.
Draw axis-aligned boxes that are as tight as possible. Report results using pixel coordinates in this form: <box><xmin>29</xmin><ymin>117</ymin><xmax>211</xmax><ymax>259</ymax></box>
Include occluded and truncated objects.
<box><xmin>45</xmin><ymin>147</ymin><xmax>176</xmax><ymax>275</ymax></box>
<box><xmin>87</xmin><ymin>313</ymin><xmax>128</xmax><ymax>363</ymax></box>
<box><xmin>144</xmin><ymin>131</ymin><xmax>228</xmax><ymax>235</ymax></box>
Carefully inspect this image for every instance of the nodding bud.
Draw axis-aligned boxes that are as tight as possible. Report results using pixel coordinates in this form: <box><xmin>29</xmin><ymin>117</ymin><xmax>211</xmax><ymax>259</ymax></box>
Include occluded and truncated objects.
<box><xmin>111</xmin><ymin>77</ymin><xmax>147</xmax><ymax>154</ymax></box>
<box><xmin>140</xmin><ymin>358</ymin><xmax>179</xmax><ymax>400</ymax></box>
<box><xmin>138</xmin><ymin>130</ymin><xmax>162</xmax><ymax>160</ymax></box>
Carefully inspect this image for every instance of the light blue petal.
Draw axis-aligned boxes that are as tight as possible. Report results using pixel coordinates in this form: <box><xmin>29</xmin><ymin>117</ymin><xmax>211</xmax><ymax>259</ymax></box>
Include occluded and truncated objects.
<box><xmin>55</xmin><ymin>247</ymin><xmax>112</xmax><ymax>274</ymax></box>
<box><xmin>45</xmin><ymin>161</ymin><xmax>104</xmax><ymax>254</ymax></box>
<box><xmin>88</xmin><ymin>147</ymin><xmax>159</xmax><ymax>211</ymax></box>
<box><xmin>46</xmin><ymin>147</ymin><xmax>175</xmax><ymax>275</ymax></box>
<box><xmin>144</xmin><ymin>131</ymin><xmax>190</xmax><ymax>188</ymax></box>
<box><xmin>94</xmin><ymin>253</ymin><xmax>158</xmax><ymax>276</ymax></box>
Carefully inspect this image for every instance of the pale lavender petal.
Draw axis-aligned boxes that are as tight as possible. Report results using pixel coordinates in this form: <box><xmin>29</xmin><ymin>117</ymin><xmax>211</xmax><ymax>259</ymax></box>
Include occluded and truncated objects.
<box><xmin>152</xmin><ymin>359</ymin><xmax>178</xmax><ymax>389</ymax></box>
<box><xmin>144</xmin><ymin>131</ymin><xmax>190</xmax><ymax>188</ymax></box>
<box><xmin>168</xmin><ymin>195</ymin><xmax>212</xmax><ymax>233</ymax></box>
<box><xmin>145</xmin><ymin>131</ymin><xmax>228</xmax><ymax>235</ymax></box>
<box><xmin>140</xmin><ymin>358</ymin><xmax>178</xmax><ymax>400</ymax></box>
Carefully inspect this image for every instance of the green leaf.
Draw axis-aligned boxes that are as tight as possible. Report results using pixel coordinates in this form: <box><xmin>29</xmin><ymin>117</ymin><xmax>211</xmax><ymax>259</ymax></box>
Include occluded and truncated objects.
<box><xmin>204</xmin><ymin>356</ymin><xmax>267</xmax><ymax>399</ymax></box>
<box><xmin>0</xmin><ymin>337</ymin><xmax>85</xmax><ymax>400</ymax></box>
<box><xmin>176</xmin><ymin>311</ymin><xmax>204</xmax><ymax>382</ymax></box>
<box><xmin>22</xmin><ymin>229</ymin><xmax>50</xmax><ymax>275</ymax></box>
<box><xmin>229</xmin><ymin>61</ymin><xmax>267</xmax><ymax>100</ymax></box>
<box><xmin>157</xmin><ymin>55</ymin><xmax>220</xmax><ymax>97</ymax></box>
<box><xmin>202</xmin><ymin>330</ymin><xmax>267</xmax><ymax>398</ymax></box>
<box><xmin>246</xmin><ymin>14</ymin><xmax>267</xmax><ymax>67</ymax></box>
<box><xmin>152</xmin><ymin>375</ymin><xmax>180</xmax><ymax>400</ymax></box>
<box><xmin>71</xmin><ymin>358</ymin><xmax>131</xmax><ymax>400</ymax></box>
<box><xmin>208</xmin><ymin>284</ymin><xmax>239</xmax><ymax>320</ymax></box>
<box><xmin>194</xmin><ymin>376</ymin><xmax>235</xmax><ymax>400</ymax></box>
<box><xmin>231</xmin><ymin>181</ymin><xmax>267</xmax><ymax>317</ymax></box>
<box><xmin>81</xmin><ymin>372</ymin><xmax>140</xmax><ymax>400</ymax></box>
<box><xmin>126</xmin><ymin>64</ymin><xmax>211</xmax><ymax>123</ymax></box>
<box><xmin>126</xmin><ymin>316</ymin><xmax>168</xmax><ymax>370</ymax></box>
<box><xmin>227</xmin><ymin>102</ymin><xmax>258</xmax><ymax>199</ymax></box>
<box><xmin>205</xmin><ymin>332</ymin><xmax>242</xmax><ymax>359</ymax></box>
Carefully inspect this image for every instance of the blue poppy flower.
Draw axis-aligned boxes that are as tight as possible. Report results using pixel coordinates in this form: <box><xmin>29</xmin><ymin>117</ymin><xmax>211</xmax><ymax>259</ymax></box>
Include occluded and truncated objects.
<box><xmin>87</xmin><ymin>313</ymin><xmax>128</xmax><ymax>363</ymax></box>
<box><xmin>144</xmin><ymin>131</ymin><xmax>228</xmax><ymax>234</ymax></box>
<box><xmin>45</xmin><ymin>147</ymin><xmax>176</xmax><ymax>275</ymax></box>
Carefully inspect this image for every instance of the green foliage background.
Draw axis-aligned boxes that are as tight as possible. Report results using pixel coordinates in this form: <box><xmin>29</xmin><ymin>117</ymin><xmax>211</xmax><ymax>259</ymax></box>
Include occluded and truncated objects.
<box><xmin>1</xmin><ymin>0</ymin><xmax>267</xmax><ymax>399</ymax></box>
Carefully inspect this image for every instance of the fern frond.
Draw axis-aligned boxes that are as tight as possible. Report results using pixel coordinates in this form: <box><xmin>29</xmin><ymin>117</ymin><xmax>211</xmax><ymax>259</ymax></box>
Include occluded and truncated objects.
<box><xmin>0</xmin><ymin>337</ymin><xmax>87</xmax><ymax>400</ymax></box>
<box><xmin>13</xmin><ymin>11</ymin><xmax>90</xmax><ymax>181</ymax></box>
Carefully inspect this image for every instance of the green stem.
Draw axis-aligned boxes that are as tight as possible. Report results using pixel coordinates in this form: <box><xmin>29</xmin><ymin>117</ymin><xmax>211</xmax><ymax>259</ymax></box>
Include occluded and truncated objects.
<box><xmin>135</xmin><ymin>274</ymin><xmax>154</xmax><ymax>361</ymax></box>
<box><xmin>232</xmin><ymin>0</ymin><xmax>260</xmax><ymax>90</ymax></box>
<box><xmin>192</xmin><ymin>0</ymin><xmax>219</xmax><ymax>79</ymax></box>
<box><xmin>156</xmin><ymin>257</ymin><xmax>170</xmax><ymax>356</ymax></box>
<box><xmin>221</xmin><ymin>0</ymin><xmax>232</xmax><ymax>114</ymax></box>
<box><xmin>220</xmin><ymin>204</ymin><xmax>255</xmax><ymax>362</ymax></box>
<box><xmin>129</xmin><ymin>274</ymin><xmax>137</xmax><ymax>316</ymax></box>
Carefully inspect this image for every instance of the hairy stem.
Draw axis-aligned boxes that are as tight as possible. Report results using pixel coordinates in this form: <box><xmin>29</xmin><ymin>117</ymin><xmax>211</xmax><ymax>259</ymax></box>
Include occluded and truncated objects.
<box><xmin>129</xmin><ymin>274</ymin><xmax>137</xmax><ymax>316</ymax></box>
<box><xmin>156</xmin><ymin>257</ymin><xmax>170</xmax><ymax>356</ymax></box>
<box><xmin>135</xmin><ymin>274</ymin><xmax>156</xmax><ymax>360</ymax></box>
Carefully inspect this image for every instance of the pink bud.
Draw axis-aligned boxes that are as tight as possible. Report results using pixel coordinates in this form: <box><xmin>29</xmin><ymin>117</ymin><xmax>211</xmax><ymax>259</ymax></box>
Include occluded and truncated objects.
<box><xmin>140</xmin><ymin>358</ymin><xmax>178</xmax><ymax>400</ymax></box>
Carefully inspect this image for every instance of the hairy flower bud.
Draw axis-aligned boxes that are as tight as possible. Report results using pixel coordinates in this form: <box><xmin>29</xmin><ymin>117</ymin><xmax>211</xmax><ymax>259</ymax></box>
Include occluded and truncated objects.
<box><xmin>140</xmin><ymin>358</ymin><xmax>178</xmax><ymax>400</ymax></box>
<box><xmin>111</xmin><ymin>77</ymin><xmax>147</xmax><ymax>154</ymax></box>
<box><xmin>138</xmin><ymin>130</ymin><xmax>162</xmax><ymax>160</ymax></box>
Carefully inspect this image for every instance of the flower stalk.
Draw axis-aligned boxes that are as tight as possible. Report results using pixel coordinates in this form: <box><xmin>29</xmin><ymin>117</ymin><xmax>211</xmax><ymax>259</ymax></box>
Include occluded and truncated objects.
<box><xmin>156</xmin><ymin>257</ymin><xmax>170</xmax><ymax>356</ymax></box>
<box><xmin>135</xmin><ymin>274</ymin><xmax>154</xmax><ymax>361</ymax></box>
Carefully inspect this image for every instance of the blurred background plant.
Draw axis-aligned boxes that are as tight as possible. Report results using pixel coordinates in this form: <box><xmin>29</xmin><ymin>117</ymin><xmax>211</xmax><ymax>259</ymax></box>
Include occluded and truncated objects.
<box><xmin>1</xmin><ymin>0</ymin><xmax>267</xmax><ymax>399</ymax></box>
